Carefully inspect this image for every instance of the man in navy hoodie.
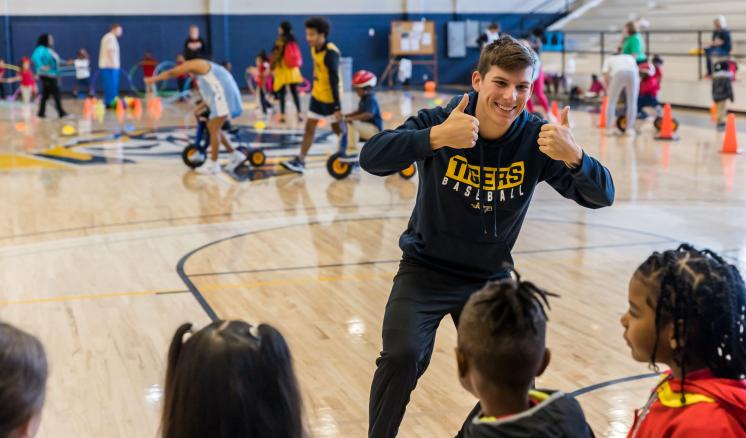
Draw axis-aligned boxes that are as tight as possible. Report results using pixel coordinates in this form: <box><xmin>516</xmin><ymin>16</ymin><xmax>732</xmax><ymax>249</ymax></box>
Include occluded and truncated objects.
<box><xmin>360</xmin><ymin>35</ymin><xmax>615</xmax><ymax>438</ymax></box>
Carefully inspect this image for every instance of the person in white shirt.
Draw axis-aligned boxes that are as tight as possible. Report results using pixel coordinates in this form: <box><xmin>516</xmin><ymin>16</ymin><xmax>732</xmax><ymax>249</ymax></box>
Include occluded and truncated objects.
<box><xmin>73</xmin><ymin>48</ymin><xmax>90</xmax><ymax>99</ymax></box>
<box><xmin>602</xmin><ymin>52</ymin><xmax>640</xmax><ymax>136</ymax></box>
<box><xmin>98</xmin><ymin>23</ymin><xmax>122</xmax><ymax>107</ymax></box>
<box><xmin>476</xmin><ymin>23</ymin><xmax>501</xmax><ymax>50</ymax></box>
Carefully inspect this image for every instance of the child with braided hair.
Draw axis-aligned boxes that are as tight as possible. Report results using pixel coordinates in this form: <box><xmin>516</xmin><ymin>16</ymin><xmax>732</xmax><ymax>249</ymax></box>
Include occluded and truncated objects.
<box><xmin>455</xmin><ymin>268</ymin><xmax>594</xmax><ymax>437</ymax></box>
<box><xmin>621</xmin><ymin>244</ymin><xmax>746</xmax><ymax>437</ymax></box>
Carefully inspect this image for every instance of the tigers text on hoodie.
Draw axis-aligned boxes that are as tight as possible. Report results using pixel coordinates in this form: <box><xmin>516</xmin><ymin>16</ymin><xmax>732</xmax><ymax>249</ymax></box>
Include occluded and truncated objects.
<box><xmin>360</xmin><ymin>92</ymin><xmax>615</xmax><ymax>280</ymax></box>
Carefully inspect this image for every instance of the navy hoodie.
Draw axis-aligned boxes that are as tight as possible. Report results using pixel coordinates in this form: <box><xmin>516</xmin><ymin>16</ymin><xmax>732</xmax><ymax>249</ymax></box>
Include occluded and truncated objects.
<box><xmin>360</xmin><ymin>92</ymin><xmax>614</xmax><ymax>280</ymax></box>
<box><xmin>455</xmin><ymin>391</ymin><xmax>595</xmax><ymax>438</ymax></box>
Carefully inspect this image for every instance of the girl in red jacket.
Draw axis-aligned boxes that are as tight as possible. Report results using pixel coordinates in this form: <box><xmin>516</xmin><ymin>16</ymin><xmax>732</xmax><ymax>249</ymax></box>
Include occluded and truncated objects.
<box><xmin>621</xmin><ymin>244</ymin><xmax>746</xmax><ymax>437</ymax></box>
<box><xmin>637</xmin><ymin>59</ymin><xmax>661</xmax><ymax>120</ymax></box>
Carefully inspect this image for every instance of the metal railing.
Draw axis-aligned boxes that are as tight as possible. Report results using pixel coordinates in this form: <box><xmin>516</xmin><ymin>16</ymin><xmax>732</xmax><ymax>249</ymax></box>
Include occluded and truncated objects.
<box><xmin>545</xmin><ymin>29</ymin><xmax>746</xmax><ymax>79</ymax></box>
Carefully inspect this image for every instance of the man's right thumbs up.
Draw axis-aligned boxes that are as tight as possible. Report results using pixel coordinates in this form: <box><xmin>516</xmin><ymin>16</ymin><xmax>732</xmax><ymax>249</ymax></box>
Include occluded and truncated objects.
<box><xmin>429</xmin><ymin>94</ymin><xmax>480</xmax><ymax>151</ymax></box>
<box><xmin>454</xmin><ymin>93</ymin><xmax>469</xmax><ymax>112</ymax></box>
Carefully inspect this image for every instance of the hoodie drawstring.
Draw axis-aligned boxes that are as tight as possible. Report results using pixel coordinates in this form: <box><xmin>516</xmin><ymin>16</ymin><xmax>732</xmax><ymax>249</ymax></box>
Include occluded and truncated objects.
<box><xmin>493</xmin><ymin>148</ymin><xmax>502</xmax><ymax>238</ymax></box>
<box><xmin>478</xmin><ymin>144</ymin><xmax>487</xmax><ymax>235</ymax></box>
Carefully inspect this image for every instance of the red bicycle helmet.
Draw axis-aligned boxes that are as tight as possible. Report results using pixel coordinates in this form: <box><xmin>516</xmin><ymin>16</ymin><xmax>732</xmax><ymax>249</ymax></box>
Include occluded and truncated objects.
<box><xmin>352</xmin><ymin>70</ymin><xmax>377</xmax><ymax>88</ymax></box>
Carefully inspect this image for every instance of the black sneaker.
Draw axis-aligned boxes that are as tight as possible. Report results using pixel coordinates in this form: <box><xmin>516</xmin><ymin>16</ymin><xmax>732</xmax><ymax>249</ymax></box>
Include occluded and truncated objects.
<box><xmin>281</xmin><ymin>156</ymin><xmax>305</xmax><ymax>174</ymax></box>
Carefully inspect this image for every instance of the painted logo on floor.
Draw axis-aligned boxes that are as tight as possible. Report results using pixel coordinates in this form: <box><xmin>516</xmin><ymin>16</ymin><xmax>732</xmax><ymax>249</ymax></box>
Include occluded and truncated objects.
<box><xmin>33</xmin><ymin>125</ymin><xmax>333</xmax><ymax>169</ymax></box>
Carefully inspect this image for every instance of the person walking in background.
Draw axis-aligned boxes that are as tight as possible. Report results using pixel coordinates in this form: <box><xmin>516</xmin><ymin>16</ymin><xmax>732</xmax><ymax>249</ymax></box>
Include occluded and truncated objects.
<box><xmin>99</xmin><ymin>23</ymin><xmax>123</xmax><ymax>107</ymax></box>
<box><xmin>73</xmin><ymin>49</ymin><xmax>91</xmax><ymax>99</ymax></box>
<box><xmin>704</xmin><ymin>15</ymin><xmax>732</xmax><ymax>77</ymax></box>
<box><xmin>603</xmin><ymin>51</ymin><xmax>639</xmax><ymax>136</ymax></box>
<box><xmin>141</xmin><ymin>52</ymin><xmax>158</xmax><ymax>95</ymax></box>
<box><xmin>19</xmin><ymin>57</ymin><xmax>36</xmax><ymax>105</ymax></box>
<box><xmin>621</xmin><ymin>21</ymin><xmax>646</xmax><ymax>62</ymax></box>
<box><xmin>271</xmin><ymin>21</ymin><xmax>304</xmax><ymax>124</ymax></box>
<box><xmin>31</xmin><ymin>33</ymin><xmax>68</xmax><ymax>118</ymax></box>
<box><xmin>476</xmin><ymin>22</ymin><xmax>501</xmax><ymax>50</ymax></box>
<box><xmin>183</xmin><ymin>25</ymin><xmax>209</xmax><ymax>60</ymax></box>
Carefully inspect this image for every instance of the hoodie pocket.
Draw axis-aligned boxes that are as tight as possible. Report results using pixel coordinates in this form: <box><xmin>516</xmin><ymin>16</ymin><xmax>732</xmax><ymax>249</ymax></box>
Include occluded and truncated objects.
<box><xmin>421</xmin><ymin>230</ymin><xmax>512</xmax><ymax>276</ymax></box>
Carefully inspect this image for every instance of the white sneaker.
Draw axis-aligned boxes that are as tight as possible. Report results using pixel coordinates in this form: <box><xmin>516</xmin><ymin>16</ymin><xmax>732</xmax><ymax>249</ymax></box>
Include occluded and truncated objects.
<box><xmin>196</xmin><ymin>160</ymin><xmax>220</xmax><ymax>174</ymax></box>
<box><xmin>604</xmin><ymin>128</ymin><xmax>621</xmax><ymax>137</ymax></box>
<box><xmin>228</xmin><ymin>150</ymin><xmax>246</xmax><ymax>168</ymax></box>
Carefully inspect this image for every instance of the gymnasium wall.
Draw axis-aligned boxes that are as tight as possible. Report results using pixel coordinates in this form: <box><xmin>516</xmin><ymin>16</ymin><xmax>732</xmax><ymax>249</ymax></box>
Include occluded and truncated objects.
<box><xmin>0</xmin><ymin>0</ymin><xmax>563</xmax><ymax>90</ymax></box>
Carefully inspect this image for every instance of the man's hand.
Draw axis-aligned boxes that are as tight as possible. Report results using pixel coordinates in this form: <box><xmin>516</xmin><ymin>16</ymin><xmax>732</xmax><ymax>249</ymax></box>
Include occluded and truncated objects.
<box><xmin>537</xmin><ymin>106</ymin><xmax>583</xmax><ymax>167</ymax></box>
<box><xmin>429</xmin><ymin>93</ymin><xmax>479</xmax><ymax>150</ymax></box>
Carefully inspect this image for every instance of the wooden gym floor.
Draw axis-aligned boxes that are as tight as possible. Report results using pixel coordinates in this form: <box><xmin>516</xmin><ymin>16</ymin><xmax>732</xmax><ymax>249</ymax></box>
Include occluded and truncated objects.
<box><xmin>0</xmin><ymin>90</ymin><xmax>743</xmax><ymax>437</ymax></box>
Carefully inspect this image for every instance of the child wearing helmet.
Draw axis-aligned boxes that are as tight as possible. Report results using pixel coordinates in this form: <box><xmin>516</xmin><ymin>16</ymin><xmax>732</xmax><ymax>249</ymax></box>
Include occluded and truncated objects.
<box><xmin>343</xmin><ymin>70</ymin><xmax>383</xmax><ymax>151</ymax></box>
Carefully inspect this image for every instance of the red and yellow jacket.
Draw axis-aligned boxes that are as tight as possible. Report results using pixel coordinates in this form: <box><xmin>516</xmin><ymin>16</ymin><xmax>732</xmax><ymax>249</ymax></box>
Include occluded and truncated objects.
<box><xmin>628</xmin><ymin>369</ymin><xmax>746</xmax><ymax>437</ymax></box>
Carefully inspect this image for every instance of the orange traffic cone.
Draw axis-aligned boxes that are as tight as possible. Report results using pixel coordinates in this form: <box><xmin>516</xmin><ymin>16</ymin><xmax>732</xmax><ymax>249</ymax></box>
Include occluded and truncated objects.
<box><xmin>83</xmin><ymin>98</ymin><xmax>92</xmax><ymax>118</ymax></box>
<box><xmin>598</xmin><ymin>96</ymin><xmax>608</xmax><ymax>128</ymax></box>
<box><xmin>116</xmin><ymin>98</ymin><xmax>125</xmax><ymax>122</ymax></box>
<box><xmin>710</xmin><ymin>103</ymin><xmax>718</xmax><ymax>123</ymax></box>
<box><xmin>551</xmin><ymin>101</ymin><xmax>560</xmax><ymax>121</ymax></box>
<box><xmin>721</xmin><ymin>113</ymin><xmax>740</xmax><ymax>154</ymax></box>
<box><xmin>655</xmin><ymin>103</ymin><xmax>678</xmax><ymax>140</ymax></box>
<box><xmin>132</xmin><ymin>98</ymin><xmax>143</xmax><ymax>120</ymax></box>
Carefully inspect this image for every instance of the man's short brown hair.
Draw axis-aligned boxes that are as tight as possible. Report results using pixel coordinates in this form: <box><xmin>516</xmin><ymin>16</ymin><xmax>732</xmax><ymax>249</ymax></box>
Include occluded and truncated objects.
<box><xmin>477</xmin><ymin>34</ymin><xmax>537</xmax><ymax>77</ymax></box>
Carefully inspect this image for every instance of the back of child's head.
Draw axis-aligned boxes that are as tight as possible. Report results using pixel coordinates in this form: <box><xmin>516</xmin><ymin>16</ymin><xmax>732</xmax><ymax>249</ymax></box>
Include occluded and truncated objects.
<box><xmin>591</xmin><ymin>74</ymin><xmax>598</xmax><ymax>82</ymax></box>
<box><xmin>161</xmin><ymin>320</ymin><xmax>304</xmax><ymax>438</ymax></box>
<box><xmin>0</xmin><ymin>322</ymin><xmax>48</xmax><ymax>438</ymax></box>
<box><xmin>458</xmin><ymin>268</ymin><xmax>557</xmax><ymax>390</ymax></box>
<box><xmin>634</xmin><ymin>244</ymin><xmax>746</xmax><ymax>379</ymax></box>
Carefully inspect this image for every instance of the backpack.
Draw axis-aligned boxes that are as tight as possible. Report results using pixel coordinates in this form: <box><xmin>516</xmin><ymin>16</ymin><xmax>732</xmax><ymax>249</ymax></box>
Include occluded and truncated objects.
<box><xmin>283</xmin><ymin>41</ymin><xmax>302</xmax><ymax>68</ymax></box>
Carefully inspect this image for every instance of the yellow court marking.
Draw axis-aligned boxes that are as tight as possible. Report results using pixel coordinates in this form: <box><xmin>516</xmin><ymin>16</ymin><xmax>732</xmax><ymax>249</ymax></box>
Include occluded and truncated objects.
<box><xmin>197</xmin><ymin>271</ymin><xmax>396</xmax><ymax>293</ymax></box>
<box><xmin>0</xmin><ymin>153</ymin><xmax>64</xmax><ymax>170</ymax></box>
<box><xmin>38</xmin><ymin>145</ymin><xmax>93</xmax><ymax>161</ymax></box>
<box><xmin>0</xmin><ymin>289</ymin><xmax>162</xmax><ymax>307</ymax></box>
<box><xmin>0</xmin><ymin>271</ymin><xmax>395</xmax><ymax>307</ymax></box>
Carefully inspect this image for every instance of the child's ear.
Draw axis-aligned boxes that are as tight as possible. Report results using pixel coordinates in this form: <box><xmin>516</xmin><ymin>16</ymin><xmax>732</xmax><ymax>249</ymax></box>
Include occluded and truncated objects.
<box><xmin>660</xmin><ymin>321</ymin><xmax>678</xmax><ymax>351</ymax></box>
<box><xmin>536</xmin><ymin>348</ymin><xmax>551</xmax><ymax>377</ymax></box>
<box><xmin>455</xmin><ymin>347</ymin><xmax>468</xmax><ymax>378</ymax></box>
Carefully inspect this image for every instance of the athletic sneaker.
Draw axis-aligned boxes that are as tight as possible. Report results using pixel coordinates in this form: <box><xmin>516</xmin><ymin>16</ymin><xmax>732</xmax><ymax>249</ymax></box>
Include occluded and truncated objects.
<box><xmin>196</xmin><ymin>160</ymin><xmax>221</xmax><ymax>175</ymax></box>
<box><xmin>281</xmin><ymin>156</ymin><xmax>305</xmax><ymax>174</ymax></box>
<box><xmin>224</xmin><ymin>151</ymin><xmax>246</xmax><ymax>173</ymax></box>
<box><xmin>604</xmin><ymin>128</ymin><xmax>622</xmax><ymax>137</ymax></box>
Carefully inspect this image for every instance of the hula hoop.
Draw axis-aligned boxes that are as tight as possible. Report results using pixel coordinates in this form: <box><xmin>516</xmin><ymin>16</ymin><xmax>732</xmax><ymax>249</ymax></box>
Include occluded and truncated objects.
<box><xmin>127</xmin><ymin>60</ymin><xmax>192</xmax><ymax>100</ymax></box>
<box><xmin>1</xmin><ymin>64</ymin><xmax>32</xmax><ymax>102</ymax></box>
<box><xmin>298</xmin><ymin>77</ymin><xmax>311</xmax><ymax>94</ymax></box>
<box><xmin>155</xmin><ymin>61</ymin><xmax>195</xmax><ymax>102</ymax></box>
<box><xmin>57</xmin><ymin>65</ymin><xmax>77</xmax><ymax>77</ymax></box>
<box><xmin>87</xmin><ymin>68</ymin><xmax>134</xmax><ymax>97</ymax></box>
<box><xmin>1</xmin><ymin>64</ymin><xmax>20</xmax><ymax>73</ymax></box>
